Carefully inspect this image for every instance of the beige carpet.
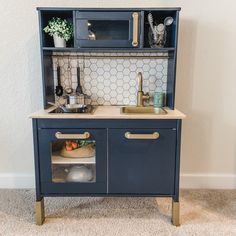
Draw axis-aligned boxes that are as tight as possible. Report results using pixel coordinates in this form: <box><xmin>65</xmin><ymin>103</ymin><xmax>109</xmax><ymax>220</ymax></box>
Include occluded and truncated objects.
<box><xmin>0</xmin><ymin>190</ymin><xmax>235</xmax><ymax>236</ymax></box>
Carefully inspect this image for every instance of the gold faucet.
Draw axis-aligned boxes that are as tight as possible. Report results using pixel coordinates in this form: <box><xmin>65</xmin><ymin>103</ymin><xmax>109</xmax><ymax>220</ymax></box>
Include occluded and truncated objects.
<box><xmin>137</xmin><ymin>72</ymin><xmax>150</xmax><ymax>107</ymax></box>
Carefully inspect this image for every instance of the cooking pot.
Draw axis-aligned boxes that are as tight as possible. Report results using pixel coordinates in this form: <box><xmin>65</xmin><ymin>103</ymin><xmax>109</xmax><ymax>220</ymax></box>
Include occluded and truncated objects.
<box><xmin>48</xmin><ymin>102</ymin><xmax>88</xmax><ymax>113</ymax></box>
<box><xmin>66</xmin><ymin>165</ymin><xmax>93</xmax><ymax>182</ymax></box>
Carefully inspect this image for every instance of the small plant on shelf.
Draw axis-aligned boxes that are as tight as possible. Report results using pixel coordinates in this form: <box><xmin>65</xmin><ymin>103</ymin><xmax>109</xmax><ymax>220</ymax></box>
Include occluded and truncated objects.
<box><xmin>43</xmin><ymin>17</ymin><xmax>73</xmax><ymax>48</ymax></box>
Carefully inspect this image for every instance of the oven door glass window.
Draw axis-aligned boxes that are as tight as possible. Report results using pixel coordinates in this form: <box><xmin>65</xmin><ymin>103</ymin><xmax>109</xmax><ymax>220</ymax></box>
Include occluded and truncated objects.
<box><xmin>87</xmin><ymin>20</ymin><xmax>130</xmax><ymax>41</ymax></box>
<box><xmin>51</xmin><ymin>139</ymin><xmax>96</xmax><ymax>183</ymax></box>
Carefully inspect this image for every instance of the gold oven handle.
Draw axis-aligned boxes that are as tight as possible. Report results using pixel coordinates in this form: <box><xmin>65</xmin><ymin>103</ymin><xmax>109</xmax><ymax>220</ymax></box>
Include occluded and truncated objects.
<box><xmin>132</xmin><ymin>12</ymin><xmax>139</xmax><ymax>47</ymax></box>
<box><xmin>55</xmin><ymin>132</ymin><xmax>90</xmax><ymax>139</ymax></box>
<box><xmin>125</xmin><ymin>132</ymin><xmax>160</xmax><ymax>140</ymax></box>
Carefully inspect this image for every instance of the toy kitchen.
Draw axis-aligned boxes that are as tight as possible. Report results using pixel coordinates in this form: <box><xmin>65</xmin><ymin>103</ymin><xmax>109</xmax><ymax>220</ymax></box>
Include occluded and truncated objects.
<box><xmin>30</xmin><ymin>7</ymin><xmax>186</xmax><ymax>226</ymax></box>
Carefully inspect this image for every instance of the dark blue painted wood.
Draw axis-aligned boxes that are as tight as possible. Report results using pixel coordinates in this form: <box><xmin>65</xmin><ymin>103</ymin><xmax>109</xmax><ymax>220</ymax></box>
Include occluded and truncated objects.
<box><xmin>38</xmin><ymin>11</ymin><xmax>52</xmax><ymax>109</ymax></box>
<box><xmin>173</xmin><ymin>11</ymin><xmax>179</xmax><ymax>48</ymax></box>
<box><xmin>75</xmin><ymin>11</ymin><xmax>135</xmax><ymax>19</ymax></box>
<box><xmin>34</xmin><ymin>6</ymin><xmax>183</xmax><ymax>199</ymax></box>
<box><xmin>37</xmin><ymin>119</ymin><xmax>177</xmax><ymax>129</ymax></box>
<box><xmin>173</xmin><ymin>119</ymin><xmax>182</xmax><ymax>202</ymax></box>
<box><xmin>42</xmin><ymin>52</ymin><xmax>55</xmax><ymax>108</ymax></box>
<box><xmin>32</xmin><ymin>119</ymin><xmax>42</xmax><ymax>201</ymax></box>
<box><xmin>32</xmin><ymin>118</ymin><xmax>182</xmax><ymax>198</ymax></box>
<box><xmin>42</xmin><ymin>47</ymin><xmax>175</xmax><ymax>53</ymax></box>
<box><xmin>73</xmin><ymin>10</ymin><xmax>76</xmax><ymax>49</ymax></box>
<box><xmin>108</xmin><ymin>128</ymin><xmax>176</xmax><ymax>194</ymax></box>
<box><xmin>77</xmin><ymin>40</ymin><xmax>134</xmax><ymax>48</ymax></box>
<box><xmin>37</xmin><ymin>8</ymin><xmax>180</xmax><ymax>109</ymax></box>
<box><xmin>166</xmin><ymin>51</ymin><xmax>175</xmax><ymax>109</ymax></box>
<box><xmin>140</xmin><ymin>11</ymin><xmax>145</xmax><ymax>49</ymax></box>
<box><xmin>38</xmin><ymin>128</ymin><xmax>107</xmax><ymax>194</ymax></box>
<box><xmin>38</xmin><ymin>9</ymin><xmax>57</xmax><ymax>108</ymax></box>
<box><xmin>37</xmin><ymin>8</ymin><xmax>181</xmax><ymax>12</ymax></box>
<box><xmin>166</xmin><ymin>11</ymin><xmax>179</xmax><ymax>109</ymax></box>
<box><xmin>41</xmin><ymin>183</ymin><xmax>107</xmax><ymax>194</ymax></box>
<box><xmin>41</xmin><ymin>193</ymin><xmax>174</xmax><ymax>197</ymax></box>
<box><xmin>75</xmin><ymin>11</ymin><xmax>136</xmax><ymax>48</ymax></box>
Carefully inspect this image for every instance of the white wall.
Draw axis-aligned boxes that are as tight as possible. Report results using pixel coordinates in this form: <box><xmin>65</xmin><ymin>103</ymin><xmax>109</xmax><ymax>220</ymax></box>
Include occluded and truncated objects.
<box><xmin>0</xmin><ymin>0</ymin><xmax>235</xmax><ymax>189</ymax></box>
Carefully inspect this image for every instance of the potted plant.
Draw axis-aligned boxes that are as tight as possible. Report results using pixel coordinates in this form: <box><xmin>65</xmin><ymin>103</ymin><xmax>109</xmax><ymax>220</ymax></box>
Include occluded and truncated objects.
<box><xmin>43</xmin><ymin>17</ymin><xmax>73</xmax><ymax>48</ymax></box>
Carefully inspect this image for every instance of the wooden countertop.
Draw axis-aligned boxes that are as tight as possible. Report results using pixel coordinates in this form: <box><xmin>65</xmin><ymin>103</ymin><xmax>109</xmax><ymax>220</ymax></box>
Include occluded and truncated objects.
<box><xmin>30</xmin><ymin>106</ymin><xmax>186</xmax><ymax>119</ymax></box>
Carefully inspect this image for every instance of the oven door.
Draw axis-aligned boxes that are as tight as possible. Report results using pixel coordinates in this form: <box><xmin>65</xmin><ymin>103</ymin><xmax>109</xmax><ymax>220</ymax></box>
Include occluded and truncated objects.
<box><xmin>38</xmin><ymin>128</ymin><xmax>107</xmax><ymax>195</ymax></box>
<box><xmin>75</xmin><ymin>11</ymin><xmax>140</xmax><ymax>48</ymax></box>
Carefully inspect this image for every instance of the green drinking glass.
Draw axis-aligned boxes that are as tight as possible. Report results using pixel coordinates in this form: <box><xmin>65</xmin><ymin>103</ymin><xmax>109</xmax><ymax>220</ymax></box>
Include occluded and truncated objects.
<box><xmin>153</xmin><ymin>92</ymin><xmax>164</xmax><ymax>108</ymax></box>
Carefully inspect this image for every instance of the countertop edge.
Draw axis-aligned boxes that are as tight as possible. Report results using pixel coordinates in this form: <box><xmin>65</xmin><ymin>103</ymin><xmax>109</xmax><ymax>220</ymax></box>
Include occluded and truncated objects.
<box><xmin>29</xmin><ymin>106</ymin><xmax>186</xmax><ymax>120</ymax></box>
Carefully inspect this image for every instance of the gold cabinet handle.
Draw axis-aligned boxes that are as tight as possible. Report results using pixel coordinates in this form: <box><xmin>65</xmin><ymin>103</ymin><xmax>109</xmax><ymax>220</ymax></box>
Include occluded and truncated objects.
<box><xmin>55</xmin><ymin>132</ymin><xmax>90</xmax><ymax>139</ymax></box>
<box><xmin>132</xmin><ymin>12</ymin><xmax>139</xmax><ymax>47</ymax></box>
<box><xmin>125</xmin><ymin>132</ymin><xmax>159</xmax><ymax>140</ymax></box>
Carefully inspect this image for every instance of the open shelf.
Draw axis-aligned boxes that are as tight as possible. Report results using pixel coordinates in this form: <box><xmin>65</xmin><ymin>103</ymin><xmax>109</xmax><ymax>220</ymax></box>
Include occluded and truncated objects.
<box><xmin>143</xmin><ymin>10</ymin><xmax>177</xmax><ymax>49</ymax></box>
<box><xmin>52</xmin><ymin>163</ymin><xmax>96</xmax><ymax>183</ymax></box>
<box><xmin>52</xmin><ymin>152</ymin><xmax>96</xmax><ymax>164</ymax></box>
<box><xmin>40</xmin><ymin>10</ymin><xmax>74</xmax><ymax>48</ymax></box>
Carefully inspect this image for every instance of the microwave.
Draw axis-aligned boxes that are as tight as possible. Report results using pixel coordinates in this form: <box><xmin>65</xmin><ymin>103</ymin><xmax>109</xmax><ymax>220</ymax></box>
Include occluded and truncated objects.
<box><xmin>75</xmin><ymin>11</ymin><xmax>140</xmax><ymax>48</ymax></box>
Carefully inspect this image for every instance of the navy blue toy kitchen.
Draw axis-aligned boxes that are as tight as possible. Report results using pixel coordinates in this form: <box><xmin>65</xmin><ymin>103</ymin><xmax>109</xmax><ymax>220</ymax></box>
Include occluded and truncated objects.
<box><xmin>31</xmin><ymin>7</ymin><xmax>185</xmax><ymax>226</ymax></box>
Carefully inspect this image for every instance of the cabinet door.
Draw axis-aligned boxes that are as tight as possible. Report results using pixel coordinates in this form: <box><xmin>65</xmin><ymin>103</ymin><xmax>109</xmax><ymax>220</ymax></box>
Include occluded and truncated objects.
<box><xmin>38</xmin><ymin>128</ymin><xmax>107</xmax><ymax>194</ymax></box>
<box><xmin>108</xmin><ymin>129</ymin><xmax>176</xmax><ymax>194</ymax></box>
<box><xmin>75</xmin><ymin>11</ymin><xmax>140</xmax><ymax>48</ymax></box>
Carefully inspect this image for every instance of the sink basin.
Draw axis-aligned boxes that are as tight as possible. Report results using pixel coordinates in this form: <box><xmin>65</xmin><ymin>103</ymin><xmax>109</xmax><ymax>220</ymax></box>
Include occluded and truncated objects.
<box><xmin>121</xmin><ymin>106</ymin><xmax>167</xmax><ymax>115</ymax></box>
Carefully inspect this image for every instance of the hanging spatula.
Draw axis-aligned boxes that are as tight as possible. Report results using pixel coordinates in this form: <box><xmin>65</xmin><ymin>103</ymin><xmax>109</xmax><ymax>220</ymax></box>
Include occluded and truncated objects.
<box><xmin>75</xmin><ymin>66</ymin><xmax>83</xmax><ymax>95</ymax></box>
<box><xmin>55</xmin><ymin>66</ymin><xmax>63</xmax><ymax>96</ymax></box>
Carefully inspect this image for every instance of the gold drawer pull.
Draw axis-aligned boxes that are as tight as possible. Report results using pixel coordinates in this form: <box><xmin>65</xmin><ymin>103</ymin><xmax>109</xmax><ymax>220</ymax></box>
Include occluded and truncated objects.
<box><xmin>125</xmin><ymin>132</ymin><xmax>159</xmax><ymax>140</ymax></box>
<box><xmin>55</xmin><ymin>132</ymin><xmax>90</xmax><ymax>139</ymax></box>
<box><xmin>132</xmin><ymin>12</ymin><xmax>139</xmax><ymax>47</ymax></box>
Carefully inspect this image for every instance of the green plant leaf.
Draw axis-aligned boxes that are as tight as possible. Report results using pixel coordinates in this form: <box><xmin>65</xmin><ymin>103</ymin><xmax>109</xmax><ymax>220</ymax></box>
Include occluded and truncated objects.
<box><xmin>43</xmin><ymin>17</ymin><xmax>73</xmax><ymax>41</ymax></box>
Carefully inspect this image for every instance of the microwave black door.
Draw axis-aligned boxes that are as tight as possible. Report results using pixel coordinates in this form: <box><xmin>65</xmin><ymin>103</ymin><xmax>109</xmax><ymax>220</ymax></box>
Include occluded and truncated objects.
<box><xmin>75</xmin><ymin>11</ymin><xmax>140</xmax><ymax>48</ymax></box>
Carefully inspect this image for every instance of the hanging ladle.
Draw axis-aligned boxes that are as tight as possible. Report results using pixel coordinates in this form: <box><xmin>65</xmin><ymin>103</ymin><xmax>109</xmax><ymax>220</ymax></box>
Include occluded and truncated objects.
<box><xmin>55</xmin><ymin>63</ymin><xmax>63</xmax><ymax>97</ymax></box>
<box><xmin>75</xmin><ymin>56</ymin><xmax>83</xmax><ymax>95</ymax></box>
<box><xmin>65</xmin><ymin>57</ymin><xmax>73</xmax><ymax>94</ymax></box>
<box><xmin>164</xmin><ymin>17</ymin><xmax>174</xmax><ymax>28</ymax></box>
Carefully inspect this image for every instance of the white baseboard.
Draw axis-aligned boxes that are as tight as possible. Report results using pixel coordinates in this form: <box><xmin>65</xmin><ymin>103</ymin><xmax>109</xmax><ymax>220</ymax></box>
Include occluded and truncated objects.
<box><xmin>0</xmin><ymin>173</ymin><xmax>235</xmax><ymax>189</ymax></box>
<box><xmin>180</xmin><ymin>173</ymin><xmax>236</xmax><ymax>189</ymax></box>
<box><xmin>0</xmin><ymin>173</ymin><xmax>35</xmax><ymax>189</ymax></box>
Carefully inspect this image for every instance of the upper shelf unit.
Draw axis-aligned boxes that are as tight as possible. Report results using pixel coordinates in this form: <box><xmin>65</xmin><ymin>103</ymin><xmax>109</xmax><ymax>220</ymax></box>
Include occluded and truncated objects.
<box><xmin>38</xmin><ymin>8</ymin><xmax>180</xmax><ymax>52</ymax></box>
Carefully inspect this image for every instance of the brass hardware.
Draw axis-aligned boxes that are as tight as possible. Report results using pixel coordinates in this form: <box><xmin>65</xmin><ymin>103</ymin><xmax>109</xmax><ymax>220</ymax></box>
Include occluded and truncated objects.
<box><xmin>35</xmin><ymin>199</ymin><xmax>45</xmax><ymax>225</ymax></box>
<box><xmin>172</xmin><ymin>201</ymin><xmax>180</xmax><ymax>226</ymax></box>
<box><xmin>121</xmin><ymin>106</ymin><xmax>167</xmax><ymax>115</ymax></box>
<box><xmin>132</xmin><ymin>12</ymin><xmax>139</xmax><ymax>47</ymax></box>
<box><xmin>137</xmin><ymin>72</ymin><xmax>150</xmax><ymax>106</ymax></box>
<box><xmin>125</xmin><ymin>132</ymin><xmax>159</xmax><ymax>140</ymax></box>
<box><xmin>137</xmin><ymin>72</ymin><xmax>143</xmax><ymax>92</ymax></box>
<box><xmin>55</xmin><ymin>132</ymin><xmax>90</xmax><ymax>139</ymax></box>
<box><xmin>137</xmin><ymin>92</ymin><xmax>150</xmax><ymax>107</ymax></box>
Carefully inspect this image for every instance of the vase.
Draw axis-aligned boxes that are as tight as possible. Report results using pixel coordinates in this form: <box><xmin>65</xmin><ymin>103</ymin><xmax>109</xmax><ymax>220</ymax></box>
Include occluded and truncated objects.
<box><xmin>53</xmin><ymin>35</ymin><xmax>66</xmax><ymax>48</ymax></box>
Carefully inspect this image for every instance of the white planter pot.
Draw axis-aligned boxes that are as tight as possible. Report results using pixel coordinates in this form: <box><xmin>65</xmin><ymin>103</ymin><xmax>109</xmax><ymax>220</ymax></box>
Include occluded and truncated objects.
<box><xmin>53</xmin><ymin>35</ymin><xmax>66</xmax><ymax>48</ymax></box>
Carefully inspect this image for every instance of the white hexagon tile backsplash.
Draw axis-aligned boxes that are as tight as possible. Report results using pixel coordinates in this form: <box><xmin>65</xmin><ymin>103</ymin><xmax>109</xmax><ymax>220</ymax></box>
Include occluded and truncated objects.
<box><xmin>53</xmin><ymin>53</ymin><xmax>168</xmax><ymax>106</ymax></box>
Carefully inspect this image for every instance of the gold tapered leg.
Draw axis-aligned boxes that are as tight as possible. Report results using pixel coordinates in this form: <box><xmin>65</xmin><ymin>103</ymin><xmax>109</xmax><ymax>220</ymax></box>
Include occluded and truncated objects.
<box><xmin>172</xmin><ymin>200</ymin><xmax>180</xmax><ymax>226</ymax></box>
<box><xmin>35</xmin><ymin>199</ymin><xmax>45</xmax><ymax>225</ymax></box>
